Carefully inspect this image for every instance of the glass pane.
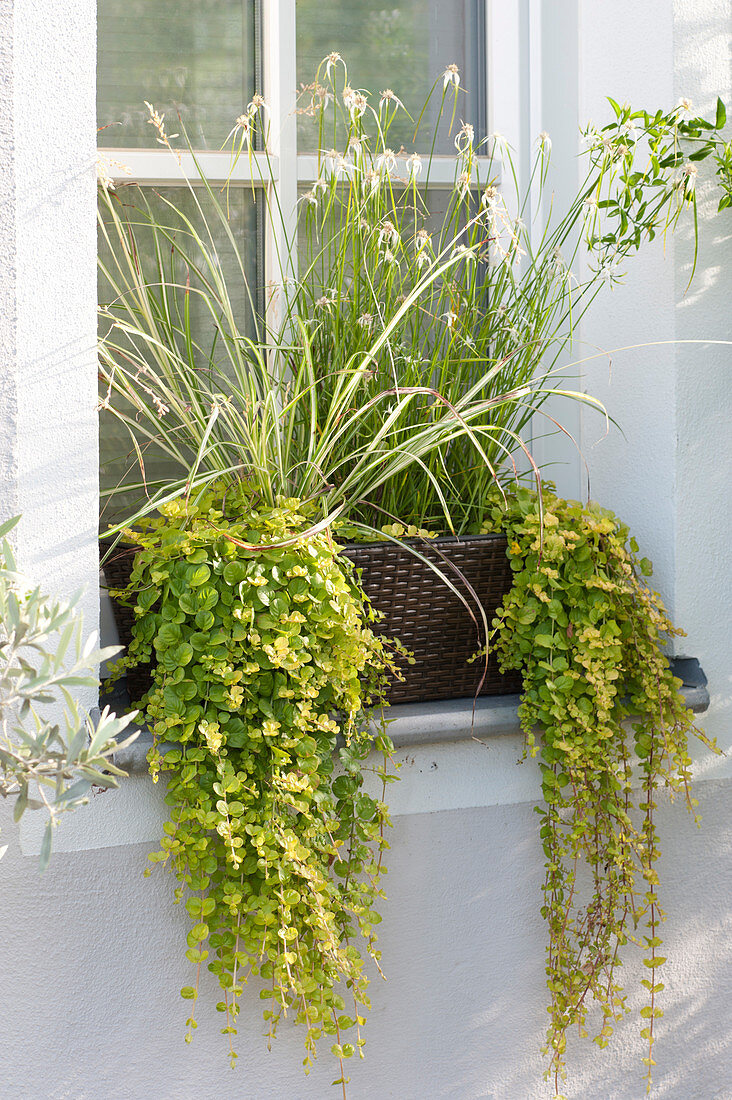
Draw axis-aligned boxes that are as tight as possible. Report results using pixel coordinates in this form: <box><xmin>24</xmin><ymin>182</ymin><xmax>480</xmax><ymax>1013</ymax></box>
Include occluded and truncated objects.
<box><xmin>98</xmin><ymin>185</ymin><xmax>259</xmax><ymax>525</ymax></box>
<box><xmin>296</xmin><ymin>0</ymin><xmax>485</xmax><ymax>154</ymax></box>
<box><xmin>297</xmin><ymin>183</ymin><xmax>475</xmax><ymax>287</ymax></box>
<box><xmin>98</xmin><ymin>0</ymin><xmax>256</xmax><ymax>149</ymax></box>
<box><xmin>296</xmin><ymin>181</ymin><xmax>483</xmax><ymax>372</ymax></box>
<box><xmin>295</xmin><ymin>183</ymin><xmax>494</xmax><ymax>530</ymax></box>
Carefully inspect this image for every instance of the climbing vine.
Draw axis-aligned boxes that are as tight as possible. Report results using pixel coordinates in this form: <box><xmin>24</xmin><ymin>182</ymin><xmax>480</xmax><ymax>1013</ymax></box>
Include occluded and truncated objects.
<box><xmin>111</xmin><ymin>485</ymin><xmax>402</xmax><ymax>1090</ymax></box>
<box><xmin>482</xmin><ymin>486</ymin><xmax>719</xmax><ymax>1095</ymax></box>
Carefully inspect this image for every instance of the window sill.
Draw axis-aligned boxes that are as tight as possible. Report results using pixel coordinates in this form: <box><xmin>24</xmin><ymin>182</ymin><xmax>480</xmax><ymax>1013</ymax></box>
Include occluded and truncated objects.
<box><xmin>20</xmin><ymin>658</ymin><xmax>708</xmax><ymax>857</ymax></box>
<box><xmin>110</xmin><ymin>658</ymin><xmax>709</xmax><ymax>777</ymax></box>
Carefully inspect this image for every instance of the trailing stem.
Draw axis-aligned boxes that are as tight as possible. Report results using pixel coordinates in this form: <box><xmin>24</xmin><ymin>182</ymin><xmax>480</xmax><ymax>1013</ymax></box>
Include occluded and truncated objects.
<box><xmin>483</xmin><ymin>485</ymin><xmax>719</xmax><ymax>1095</ymax></box>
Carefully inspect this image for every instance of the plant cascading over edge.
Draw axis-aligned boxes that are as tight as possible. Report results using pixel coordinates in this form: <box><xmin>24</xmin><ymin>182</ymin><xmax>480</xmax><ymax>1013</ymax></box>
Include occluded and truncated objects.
<box><xmin>481</xmin><ymin>486</ymin><xmax>720</xmax><ymax>1096</ymax></box>
<box><xmin>108</xmin><ymin>487</ymin><xmax>401</xmax><ymax>1090</ymax></box>
<box><xmin>98</xmin><ymin>54</ymin><xmax>729</xmax><ymax>1094</ymax></box>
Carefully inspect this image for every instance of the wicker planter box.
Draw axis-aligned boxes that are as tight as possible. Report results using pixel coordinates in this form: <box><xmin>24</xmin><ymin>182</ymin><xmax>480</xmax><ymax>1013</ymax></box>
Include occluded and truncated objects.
<box><xmin>101</xmin><ymin>534</ymin><xmax>520</xmax><ymax>706</ymax></box>
<box><xmin>341</xmin><ymin>535</ymin><xmax>520</xmax><ymax>703</ymax></box>
<box><xmin>100</xmin><ymin>539</ymin><xmax>154</xmax><ymax>704</ymax></box>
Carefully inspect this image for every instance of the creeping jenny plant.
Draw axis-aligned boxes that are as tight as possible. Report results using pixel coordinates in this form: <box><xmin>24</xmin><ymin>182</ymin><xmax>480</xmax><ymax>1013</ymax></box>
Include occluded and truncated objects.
<box><xmin>483</xmin><ymin>487</ymin><xmax>719</xmax><ymax>1095</ymax></box>
<box><xmin>111</xmin><ymin>485</ymin><xmax>401</xmax><ymax>1089</ymax></box>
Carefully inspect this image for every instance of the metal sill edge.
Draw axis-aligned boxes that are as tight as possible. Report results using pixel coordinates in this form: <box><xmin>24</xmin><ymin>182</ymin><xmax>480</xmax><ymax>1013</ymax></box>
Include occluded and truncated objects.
<box><xmin>111</xmin><ymin>658</ymin><xmax>709</xmax><ymax>777</ymax></box>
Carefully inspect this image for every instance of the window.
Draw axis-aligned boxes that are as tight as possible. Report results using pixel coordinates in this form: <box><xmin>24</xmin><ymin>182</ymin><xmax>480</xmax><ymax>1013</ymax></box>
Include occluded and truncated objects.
<box><xmin>97</xmin><ymin>0</ymin><xmax>492</xmax><ymax>515</ymax></box>
<box><xmin>97</xmin><ymin>1</ymin><xmax>258</xmax><ymax>150</ymax></box>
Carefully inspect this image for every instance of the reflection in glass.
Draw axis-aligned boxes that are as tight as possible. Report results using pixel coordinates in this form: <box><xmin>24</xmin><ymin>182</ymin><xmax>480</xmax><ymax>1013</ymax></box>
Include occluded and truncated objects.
<box><xmin>98</xmin><ymin>0</ymin><xmax>256</xmax><ymax>149</ymax></box>
<box><xmin>296</xmin><ymin>0</ymin><xmax>485</xmax><ymax>154</ymax></box>
<box><xmin>98</xmin><ymin>185</ymin><xmax>259</xmax><ymax>522</ymax></box>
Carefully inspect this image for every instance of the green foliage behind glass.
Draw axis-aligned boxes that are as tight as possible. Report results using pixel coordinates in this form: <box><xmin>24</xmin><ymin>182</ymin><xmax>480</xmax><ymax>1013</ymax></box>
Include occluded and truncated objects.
<box><xmin>97</xmin><ymin>0</ymin><xmax>256</xmax><ymax>149</ymax></box>
<box><xmin>295</xmin><ymin>0</ymin><xmax>485</xmax><ymax>153</ymax></box>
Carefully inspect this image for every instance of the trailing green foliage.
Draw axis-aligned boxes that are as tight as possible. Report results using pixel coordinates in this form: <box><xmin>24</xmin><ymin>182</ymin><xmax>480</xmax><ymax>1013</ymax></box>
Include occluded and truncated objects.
<box><xmin>0</xmin><ymin>516</ymin><xmax>137</xmax><ymax>870</ymax></box>
<box><xmin>112</xmin><ymin>485</ymin><xmax>401</xmax><ymax>1081</ymax></box>
<box><xmin>482</xmin><ymin>487</ymin><xmax>718</xmax><ymax>1095</ymax></box>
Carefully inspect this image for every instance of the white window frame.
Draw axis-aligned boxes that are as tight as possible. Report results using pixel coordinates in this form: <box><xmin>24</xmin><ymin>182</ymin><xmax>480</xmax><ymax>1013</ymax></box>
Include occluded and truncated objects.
<box><xmin>101</xmin><ymin>0</ymin><xmax>516</xmax><ymax>315</ymax></box>
<box><xmin>101</xmin><ymin>0</ymin><xmax>569</xmax><ymax>483</ymax></box>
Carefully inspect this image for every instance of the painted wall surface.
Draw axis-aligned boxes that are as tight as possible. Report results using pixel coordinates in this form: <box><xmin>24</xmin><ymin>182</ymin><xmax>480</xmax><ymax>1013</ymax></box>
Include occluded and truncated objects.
<box><xmin>0</xmin><ymin>5</ymin><xmax>18</xmax><ymax>525</ymax></box>
<box><xmin>0</xmin><ymin>0</ymin><xmax>99</xmax><ymax>675</ymax></box>
<box><xmin>578</xmin><ymin>0</ymin><xmax>678</xmax><ymax>606</ymax></box>
<box><xmin>0</xmin><ymin>2</ymin><xmax>730</xmax><ymax>1099</ymax></box>
<box><xmin>579</xmin><ymin>0</ymin><xmax>732</xmax><ymax>780</ymax></box>
<box><xmin>673</xmin><ymin>0</ymin><xmax>732</xmax><ymax>784</ymax></box>
<box><xmin>1</xmin><ymin>782</ymin><xmax>730</xmax><ymax>1100</ymax></box>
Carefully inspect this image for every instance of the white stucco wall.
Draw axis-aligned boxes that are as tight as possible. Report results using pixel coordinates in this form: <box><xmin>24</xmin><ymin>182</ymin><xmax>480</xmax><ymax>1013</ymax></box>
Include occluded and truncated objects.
<box><xmin>0</xmin><ymin>2</ymin><xmax>729</xmax><ymax>1099</ymax></box>
<box><xmin>579</xmin><ymin>1</ymin><xmax>678</xmax><ymax>606</ymax></box>
<box><xmin>0</xmin><ymin>3</ymin><xmax>19</xmax><ymax>524</ymax></box>
<box><xmin>0</xmin><ymin>0</ymin><xmax>99</xmax><ymax>633</ymax></box>
<box><xmin>673</xmin><ymin>0</ymin><xmax>732</xmax><ymax>783</ymax></box>
<box><xmin>1</xmin><ymin>780</ymin><xmax>731</xmax><ymax>1100</ymax></box>
<box><xmin>579</xmin><ymin>0</ymin><xmax>732</xmax><ymax>779</ymax></box>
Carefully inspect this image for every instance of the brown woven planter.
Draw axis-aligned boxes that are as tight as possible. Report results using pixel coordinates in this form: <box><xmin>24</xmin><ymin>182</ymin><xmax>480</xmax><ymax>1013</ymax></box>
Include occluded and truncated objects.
<box><xmin>340</xmin><ymin>535</ymin><xmax>520</xmax><ymax>703</ymax></box>
<box><xmin>100</xmin><ymin>533</ymin><xmax>520</xmax><ymax>706</ymax></box>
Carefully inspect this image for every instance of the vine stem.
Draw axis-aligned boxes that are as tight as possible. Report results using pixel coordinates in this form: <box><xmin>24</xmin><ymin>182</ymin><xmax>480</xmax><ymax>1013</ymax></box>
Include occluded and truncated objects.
<box><xmin>187</xmin><ymin>887</ymin><xmax>207</xmax><ymax>1043</ymax></box>
<box><xmin>332</xmin><ymin>1010</ymin><xmax>348</xmax><ymax>1100</ymax></box>
<box><xmin>643</xmin><ymin>673</ymin><xmax>665</xmax><ymax>1093</ymax></box>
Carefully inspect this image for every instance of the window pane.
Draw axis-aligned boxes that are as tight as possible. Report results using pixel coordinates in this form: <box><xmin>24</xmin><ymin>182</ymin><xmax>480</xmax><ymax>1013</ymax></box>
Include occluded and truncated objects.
<box><xmin>295</xmin><ymin>183</ymin><xmax>494</xmax><ymax>530</ymax></box>
<box><xmin>296</xmin><ymin>181</ymin><xmax>482</xmax><ymax>370</ymax></box>
<box><xmin>98</xmin><ymin>0</ymin><xmax>256</xmax><ymax>149</ymax></box>
<box><xmin>296</xmin><ymin>0</ymin><xmax>486</xmax><ymax>154</ymax></box>
<box><xmin>98</xmin><ymin>185</ymin><xmax>259</xmax><ymax>524</ymax></box>
<box><xmin>297</xmin><ymin>183</ymin><xmax>476</xmax><ymax>286</ymax></box>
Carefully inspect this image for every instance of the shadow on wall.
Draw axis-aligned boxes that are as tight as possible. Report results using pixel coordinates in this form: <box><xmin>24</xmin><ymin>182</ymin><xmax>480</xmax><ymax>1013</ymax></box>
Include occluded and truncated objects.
<box><xmin>0</xmin><ymin>784</ymin><xmax>730</xmax><ymax>1099</ymax></box>
<box><xmin>473</xmin><ymin>782</ymin><xmax>732</xmax><ymax>1100</ymax></box>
